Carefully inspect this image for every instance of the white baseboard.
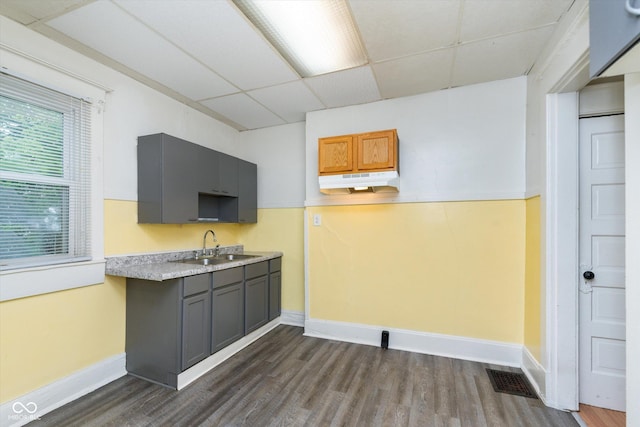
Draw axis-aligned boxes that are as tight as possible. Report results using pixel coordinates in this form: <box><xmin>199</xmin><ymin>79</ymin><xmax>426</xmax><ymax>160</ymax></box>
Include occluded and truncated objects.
<box><xmin>177</xmin><ymin>318</ymin><xmax>280</xmax><ymax>389</ymax></box>
<box><xmin>1</xmin><ymin>353</ymin><xmax>126</xmax><ymax>427</ymax></box>
<box><xmin>521</xmin><ymin>346</ymin><xmax>547</xmax><ymax>403</ymax></box>
<box><xmin>280</xmin><ymin>310</ymin><xmax>304</xmax><ymax>327</ymax></box>
<box><xmin>304</xmin><ymin>318</ymin><xmax>522</xmax><ymax>367</ymax></box>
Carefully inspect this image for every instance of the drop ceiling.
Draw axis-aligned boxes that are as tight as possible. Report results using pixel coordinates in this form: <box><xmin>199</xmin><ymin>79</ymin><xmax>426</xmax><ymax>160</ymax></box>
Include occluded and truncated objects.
<box><xmin>0</xmin><ymin>0</ymin><xmax>576</xmax><ymax>131</ymax></box>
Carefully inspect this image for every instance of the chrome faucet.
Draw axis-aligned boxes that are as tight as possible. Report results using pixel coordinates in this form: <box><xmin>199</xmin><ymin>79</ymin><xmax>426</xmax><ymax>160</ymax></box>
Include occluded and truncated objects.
<box><xmin>202</xmin><ymin>229</ymin><xmax>220</xmax><ymax>257</ymax></box>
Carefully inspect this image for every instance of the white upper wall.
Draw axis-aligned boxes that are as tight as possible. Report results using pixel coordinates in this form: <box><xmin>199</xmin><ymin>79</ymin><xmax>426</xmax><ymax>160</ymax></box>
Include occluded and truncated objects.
<box><xmin>305</xmin><ymin>76</ymin><xmax>527</xmax><ymax>206</ymax></box>
<box><xmin>0</xmin><ymin>15</ymin><xmax>240</xmax><ymax>202</ymax></box>
<box><xmin>239</xmin><ymin>122</ymin><xmax>306</xmax><ymax>209</ymax></box>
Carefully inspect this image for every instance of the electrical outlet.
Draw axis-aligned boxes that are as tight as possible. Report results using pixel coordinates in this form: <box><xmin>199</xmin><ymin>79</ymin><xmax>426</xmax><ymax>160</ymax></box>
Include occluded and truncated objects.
<box><xmin>313</xmin><ymin>214</ymin><xmax>322</xmax><ymax>226</ymax></box>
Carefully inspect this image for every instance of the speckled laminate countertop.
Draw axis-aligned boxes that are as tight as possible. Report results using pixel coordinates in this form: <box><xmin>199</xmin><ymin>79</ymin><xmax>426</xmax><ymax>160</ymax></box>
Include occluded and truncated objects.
<box><xmin>105</xmin><ymin>245</ymin><xmax>282</xmax><ymax>281</ymax></box>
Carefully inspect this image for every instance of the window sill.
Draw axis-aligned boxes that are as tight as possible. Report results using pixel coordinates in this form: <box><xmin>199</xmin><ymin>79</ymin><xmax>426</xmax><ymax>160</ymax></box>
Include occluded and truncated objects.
<box><xmin>0</xmin><ymin>260</ymin><xmax>106</xmax><ymax>302</ymax></box>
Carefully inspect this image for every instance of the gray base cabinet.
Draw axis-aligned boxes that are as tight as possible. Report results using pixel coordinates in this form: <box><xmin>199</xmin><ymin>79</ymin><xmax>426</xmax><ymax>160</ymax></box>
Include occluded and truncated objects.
<box><xmin>245</xmin><ymin>261</ymin><xmax>269</xmax><ymax>334</ymax></box>
<box><xmin>269</xmin><ymin>258</ymin><xmax>282</xmax><ymax>320</ymax></box>
<box><xmin>182</xmin><ymin>292</ymin><xmax>210</xmax><ymax>370</ymax></box>
<box><xmin>125</xmin><ymin>257</ymin><xmax>282</xmax><ymax>388</ymax></box>
<box><xmin>211</xmin><ymin>267</ymin><xmax>244</xmax><ymax>354</ymax></box>
<box><xmin>126</xmin><ymin>273</ymin><xmax>210</xmax><ymax>388</ymax></box>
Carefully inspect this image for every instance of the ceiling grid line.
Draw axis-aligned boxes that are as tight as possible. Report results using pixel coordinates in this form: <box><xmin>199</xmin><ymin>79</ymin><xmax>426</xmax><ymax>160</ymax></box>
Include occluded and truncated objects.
<box><xmin>0</xmin><ymin>0</ymin><xmax>576</xmax><ymax>131</ymax></box>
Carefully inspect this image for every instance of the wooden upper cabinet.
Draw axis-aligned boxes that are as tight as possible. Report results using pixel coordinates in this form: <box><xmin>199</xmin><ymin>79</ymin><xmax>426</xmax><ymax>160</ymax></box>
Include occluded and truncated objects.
<box><xmin>356</xmin><ymin>130</ymin><xmax>397</xmax><ymax>171</ymax></box>
<box><xmin>318</xmin><ymin>134</ymin><xmax>353</xmax><ymax>175</ymax></box>
<box><xmin>318</xmin><ymin>129</ymin><xmax>398</xmax><ymax>176</ymax></box>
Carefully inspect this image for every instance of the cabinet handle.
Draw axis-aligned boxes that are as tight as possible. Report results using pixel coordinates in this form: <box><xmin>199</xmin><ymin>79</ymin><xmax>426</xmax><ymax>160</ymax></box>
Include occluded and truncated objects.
<box><xmin>627</xmin><ymin>0</ymin><xmax>640</xmax><ymax>16</ymax></box>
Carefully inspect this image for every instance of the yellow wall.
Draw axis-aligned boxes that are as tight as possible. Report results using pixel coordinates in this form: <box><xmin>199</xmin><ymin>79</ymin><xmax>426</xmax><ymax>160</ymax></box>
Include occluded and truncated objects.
<box><xmin>0</xmin><ymin>199</ymin><xmax>304</xmax><ymax>403</ymax></box>
<box><xmin>307</xmin><ymin>200</ymin><xmax>525</xmax><ymax>343</ymax></box>
<box><xmin>0</xmin><ymin>279</ymin><xmax>125</xmax><ymax>402</ymax></box>
<box><xmin>524</xmin><ymin>196</ymin><xmax>541</xmax><ymax>361</ymax></box>
<box><xmin>237</xmin><ymin>208</ymin><xmax>305</xmax><ymax>312</ymax></box>
<box><xmin>104</xmin><ymin>200</ymin><xmax>241</xmax><ymax>256</ymax></box>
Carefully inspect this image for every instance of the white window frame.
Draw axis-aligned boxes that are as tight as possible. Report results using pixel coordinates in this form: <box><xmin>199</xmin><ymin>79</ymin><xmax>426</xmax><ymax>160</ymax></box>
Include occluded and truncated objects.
<box><xmin>0</xmin><ymin>48</ymin><xmax>106</xmax><ymax>302</ymax></box>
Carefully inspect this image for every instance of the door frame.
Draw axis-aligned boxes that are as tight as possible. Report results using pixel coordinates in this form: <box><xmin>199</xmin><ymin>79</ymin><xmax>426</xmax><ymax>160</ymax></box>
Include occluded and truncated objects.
<box><xmin>544</xmin><ymin>91</ymin><xmax>581</xmax><ymax>410</ymax></box>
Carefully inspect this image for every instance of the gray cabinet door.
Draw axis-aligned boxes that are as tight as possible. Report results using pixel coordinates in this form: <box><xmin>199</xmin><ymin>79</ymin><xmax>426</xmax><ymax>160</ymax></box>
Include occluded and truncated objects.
<box><xmin>245</xmin><ymin>274</ymin><xmax>269</xmax><ymax>334</ymax></box>
<box><xmin>211</xmin><ymin>282</ymin><xmax>244</xmax><ymax>353</ymax></box>
<box><xmin>138</xmin><ymin>133</ymin><xmax>199</xmax><ymax>223</ymax></box>
<box><xmin>181</xmin><ymin>291</ymin><xmax>211</xmax><ymax>370</ymax></box>
<box><xmin>218</xmin><ymin>153</ymin><xmax>239</xmax><ymax>196</ymax></box>
<box><xmin>269</xmin><ymin>270</ymin><xmax>281</xmax><ymax>321</ymax></box>
<box><xmin>196</xmin><ymin>145</ymin><xmax>219</xmax><ymax>194</ymax></box>
<box><xmin>238</xmin><ymin>159</ymin><xmax>257</xmax><ymax>223</ymax></box>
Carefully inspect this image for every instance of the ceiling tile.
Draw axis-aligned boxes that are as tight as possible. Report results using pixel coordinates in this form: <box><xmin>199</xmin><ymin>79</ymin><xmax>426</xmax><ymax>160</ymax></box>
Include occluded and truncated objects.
<box><xmin>305</xmin><ymin>66</ymin><xmax>380</xmax><ymax>108</ymax></box>
<box><xmin>350</xmin><ymin>0</ymin><xmax>461</xmax><ymax>61</ymax></box>
<box><xmin>249</xmin><ymin>81</ymin><xmax>325</xmax><ymax>123</ymax></box>
<box><xmin>0</xmin><ymin>0</ymin><xmax>88</xmax><ymax>24</ymax></box>
<box><xmin>452</xmin><ymin>26</ymin><xmax>556</xmax><ymax>88</ymax></box>
<box><xmin>46</xmin><ymin>1</ymin><xmax>238</xmax><ymax>100</ymax></box>
<box><xmin>201</xmin><ymin>93</ymin><xmax>286</xmax><ymax>130</ymax></box>
<box><xmin>115</xmin><ymin>0</ymin><xmax>298</xmax><ymax>90</ymax></box>
<box><xmin>373</xmin><ymin>49</ymin><xmax>455</xmax><ymax>99</ymax></box>
<box><xmin>460</xmin><ymin>0</ymin><xmax>572</xmax><ymax>42</ymax></box>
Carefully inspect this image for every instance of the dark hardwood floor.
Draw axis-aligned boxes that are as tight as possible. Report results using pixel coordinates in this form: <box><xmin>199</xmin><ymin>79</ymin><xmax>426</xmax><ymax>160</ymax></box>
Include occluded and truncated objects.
<box><xmin>31</xmin><ymin>325</ymin><xmax>577</xmax><ymax>426</ymax></box>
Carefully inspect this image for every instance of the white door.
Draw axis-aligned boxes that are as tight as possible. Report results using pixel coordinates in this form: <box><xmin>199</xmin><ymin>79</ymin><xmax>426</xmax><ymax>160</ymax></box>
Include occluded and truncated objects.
<box><xmin>579</xmin><ymin>114</ymin><xmax>626</xmax><ymax>412</ymax></box>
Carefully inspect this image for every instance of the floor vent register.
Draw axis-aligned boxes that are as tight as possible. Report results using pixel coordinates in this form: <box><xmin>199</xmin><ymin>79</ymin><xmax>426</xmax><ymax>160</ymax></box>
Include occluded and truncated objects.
<box><xmin>486</xmin><ymin>369</ymin><xmax>538</xmax><ymax>399</ymax></box>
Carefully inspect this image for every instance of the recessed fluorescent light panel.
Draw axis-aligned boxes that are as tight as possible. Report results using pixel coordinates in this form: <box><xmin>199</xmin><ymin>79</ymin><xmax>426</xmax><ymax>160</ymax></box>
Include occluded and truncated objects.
<box><xmin>234</xmin><ymin>0</ymin><xmax>367</xmax><ymax>77</ymax></box>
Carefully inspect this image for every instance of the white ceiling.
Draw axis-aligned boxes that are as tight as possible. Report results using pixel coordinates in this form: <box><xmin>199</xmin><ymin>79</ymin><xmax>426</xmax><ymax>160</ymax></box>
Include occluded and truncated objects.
<box><xmin>0</xmin><ymin>0</ymin><xmax>576</xmax><ymax>131</ymax></box>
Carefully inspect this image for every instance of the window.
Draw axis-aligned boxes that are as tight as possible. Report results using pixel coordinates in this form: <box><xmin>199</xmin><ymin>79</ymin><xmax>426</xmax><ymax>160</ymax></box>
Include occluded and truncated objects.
<box><xmin>0</xmin><ymin>72</ymin><xmax>91</xmax><ymax>270</ymax></box>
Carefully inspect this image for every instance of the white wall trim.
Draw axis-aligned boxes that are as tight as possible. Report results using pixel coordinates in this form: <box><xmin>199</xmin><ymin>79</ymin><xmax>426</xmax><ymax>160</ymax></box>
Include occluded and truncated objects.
<box><xmin>177</xmin><ymin>318</ymin><xmax>280</xmax><ymax>389</ymax></box>
<box><xmin>524</xmin><ymin>189</ymin><xmax>542</xmax><ymax>199</ymax></box>
<box><xmin>522</xmin><ymin>346</ymin><xmax>548</xmax><ymax>404</ymax></box>
<box><xmin>280</xmin><ymin>310</ymin><xmax>305</xmax><ymax>327</ymax></box>
<box><xmin>0</xmin><ymin>353</ymin><xmax>126</xmax><ymax>427</ymax></box>
<box><xmin>0</xmin><ymin>261</ymin><xmax>106</xmax><ymax>302</ymax></box>
<box><xmin>304</xmin><ymin>318</ymin><xmax>522</xmax><ymax>367</ymax></box>
<box><xmin>544</xmin><ymin>92</ymin><xmax>580</xmax><ymax>411</ymax></box>
<box><xmin>305</xmin><ymin>191</ymin><xmax>527</xmax><ymax>207</ymax></box>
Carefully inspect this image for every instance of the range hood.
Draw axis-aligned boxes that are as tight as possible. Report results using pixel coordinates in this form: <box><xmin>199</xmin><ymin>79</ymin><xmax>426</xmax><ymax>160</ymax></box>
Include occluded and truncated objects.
<box><xmin>319</xmin><ymin>171</ymin><xmax>399</xmax><ymax>194</ymax></box>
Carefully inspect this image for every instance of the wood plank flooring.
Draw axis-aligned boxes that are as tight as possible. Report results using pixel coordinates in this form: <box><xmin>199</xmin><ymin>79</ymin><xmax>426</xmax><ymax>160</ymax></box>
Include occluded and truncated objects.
<box><xmin>578</xmin><ymin>404</ymin><xmax>626</xmax><ymax>427</ymax></box>
<box><xmin>31</xmin><ymin>326</ymin><xmax>577</xmax><ymax>426</ymax></box>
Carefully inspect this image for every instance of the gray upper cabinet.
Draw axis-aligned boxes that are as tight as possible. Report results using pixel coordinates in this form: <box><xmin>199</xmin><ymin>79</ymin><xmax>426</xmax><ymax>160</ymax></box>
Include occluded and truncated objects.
<box><xmin>196</xmin><ymin>145</ymin><xmax>219</xmax><ymax>195</ymax></box>
<box><xmin>138</xmin><ymin>134</ymin><xmax>199</xmax><ymax>223</ymax></box>
<box><xmin>138</xmin><ymin>133</ymin><xmax>256</xmax><ymax>224</ymax></box>
<box><xmin>238</xmin><ymin>160</ymin><xmax>257</xmax><ymax>223</ymax></box>
<box><xmin>218</xmin><ymin>153</ymin><xmax>239</xmax><ymax>196</ymax></box>
<box><xmin>589</xmin><ymin>0</ymin><xmax>640</xmax><ymax>77</ymax></box>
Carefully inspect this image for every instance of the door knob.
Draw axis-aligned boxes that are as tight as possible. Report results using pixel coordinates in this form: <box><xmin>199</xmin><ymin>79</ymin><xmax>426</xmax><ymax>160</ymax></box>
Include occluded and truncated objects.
<box><xmin>583</xmin><ymin>271</ymin><xmax>595</xmax><ymax>280</ymax></box>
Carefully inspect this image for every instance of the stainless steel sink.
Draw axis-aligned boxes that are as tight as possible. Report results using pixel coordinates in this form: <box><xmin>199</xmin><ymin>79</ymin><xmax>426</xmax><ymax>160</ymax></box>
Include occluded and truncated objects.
<box><xmin>217</xmin><ymin>253</ymin><xmax>259</xmax><ymax>261</ymax></box>
<box><xmin>174</xmin><ymin>253</ymin><xmax>260</xmax><ymax>266</ymax></box>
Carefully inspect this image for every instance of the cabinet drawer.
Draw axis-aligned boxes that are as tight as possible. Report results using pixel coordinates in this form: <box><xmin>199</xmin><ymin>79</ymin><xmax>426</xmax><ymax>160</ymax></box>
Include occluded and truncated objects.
<box><xmin>183</xmin><ymin>274</ymin><xmax>210</xmax><ymax>297</ymax></box>
<box><xmin>269</xmin><ymin>257</ymin><xmax>281</xmax><ymax>273</ymax></box>
<box><xmin>212</xmin><ymin>267</ymin><xmax>243</xmax><ymax>289</ymax></box>
<box><xmin>245</xmin><ymin>261</ymin><xmax>268</xmax><ymax>279</ymax></box>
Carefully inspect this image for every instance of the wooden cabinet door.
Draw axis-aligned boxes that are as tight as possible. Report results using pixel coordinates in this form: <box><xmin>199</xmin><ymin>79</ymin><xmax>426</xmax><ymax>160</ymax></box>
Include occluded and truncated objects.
<box><xmin>318</xmin><ymin>135</ymin><xmax>353</xmax><ymax>175</ymax></box>
<box><xmin>356</xmin><ymin>130</ymin><xmax>397</xmax><ymax>171</ymax></box>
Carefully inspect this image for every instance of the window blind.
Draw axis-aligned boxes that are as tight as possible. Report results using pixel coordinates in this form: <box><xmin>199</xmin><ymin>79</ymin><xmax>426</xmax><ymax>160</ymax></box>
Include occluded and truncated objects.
<box><xmin>0</xmin><ymin>72</ymin><xmax>92</xmax><ymax>270</ymax></box>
